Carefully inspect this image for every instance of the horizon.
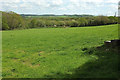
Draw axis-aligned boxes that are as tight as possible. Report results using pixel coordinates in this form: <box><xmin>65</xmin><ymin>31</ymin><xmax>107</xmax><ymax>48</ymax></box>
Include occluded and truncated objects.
<box><xmin>0</xmin><ymin>11</ymin><xmax>117</xmax><ymax>16</ymax></box>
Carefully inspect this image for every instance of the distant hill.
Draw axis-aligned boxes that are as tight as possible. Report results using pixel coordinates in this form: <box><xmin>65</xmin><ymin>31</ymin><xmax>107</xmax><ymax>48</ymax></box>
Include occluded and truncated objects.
<box><xmin>20</xmin><ymin>14</ymin><xmax>94</xmax><ymax>17</ymax></box>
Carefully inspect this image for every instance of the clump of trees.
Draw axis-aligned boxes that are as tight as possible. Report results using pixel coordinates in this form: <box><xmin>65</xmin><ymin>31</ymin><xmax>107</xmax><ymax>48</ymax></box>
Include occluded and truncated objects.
<box><xmin>1</xmin><ymin>11</ymin><xmax>118</xmax><ymax>30</ymax></box>
<box><xmin>2</xmin><ymin>11</ymin><xmax>27</xmax><ymax>30</ymax></box>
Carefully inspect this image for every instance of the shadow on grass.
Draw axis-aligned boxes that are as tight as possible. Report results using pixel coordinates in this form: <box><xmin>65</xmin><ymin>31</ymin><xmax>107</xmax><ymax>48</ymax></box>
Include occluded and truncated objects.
<box><xmin>42</xmin><ymin>43</ymin><xmax>120</xmax><ymax>78</ymax></box>
<box><xmin>2</xmin><ymin>43</ymin><xmax>120</xmax><ymax>80</ymax></box>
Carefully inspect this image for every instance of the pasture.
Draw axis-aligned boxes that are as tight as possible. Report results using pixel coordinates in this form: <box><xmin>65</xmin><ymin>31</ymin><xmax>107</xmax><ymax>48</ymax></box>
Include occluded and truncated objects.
<box><xmin>2</xmin><ymin>24</ymin><xmax>119</xmax><ymax>78</ymax></box>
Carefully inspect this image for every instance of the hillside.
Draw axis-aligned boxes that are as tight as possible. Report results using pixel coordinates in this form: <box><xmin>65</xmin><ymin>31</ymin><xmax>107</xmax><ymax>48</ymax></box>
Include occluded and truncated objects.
<box><xmin>2</xmin><ymin>24</ymin><xmax>119</xmax><ymax>78</ymax></box>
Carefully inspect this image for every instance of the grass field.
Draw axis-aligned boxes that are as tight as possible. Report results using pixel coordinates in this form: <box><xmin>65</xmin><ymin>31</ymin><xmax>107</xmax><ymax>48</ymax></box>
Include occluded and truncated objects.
<box><xmin>2</xmin><ymin>24</ymin><xmax>119</xmax><ymax>78</ymax></box>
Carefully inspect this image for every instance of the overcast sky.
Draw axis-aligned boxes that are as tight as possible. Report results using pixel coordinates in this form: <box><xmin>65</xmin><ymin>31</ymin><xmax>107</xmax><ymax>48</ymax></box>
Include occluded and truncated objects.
<box><xmin>0</xmin><ymin>0</ymin><xmax>119</xmax><ymax>16</ymax></box>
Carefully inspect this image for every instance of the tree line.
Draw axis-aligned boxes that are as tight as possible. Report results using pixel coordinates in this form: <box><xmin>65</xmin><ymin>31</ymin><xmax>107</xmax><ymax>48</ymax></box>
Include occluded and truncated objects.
<box><xmin>1</xmin><ymin>11</ymin><xmax>118</xmax><ymax>30</ymax></box>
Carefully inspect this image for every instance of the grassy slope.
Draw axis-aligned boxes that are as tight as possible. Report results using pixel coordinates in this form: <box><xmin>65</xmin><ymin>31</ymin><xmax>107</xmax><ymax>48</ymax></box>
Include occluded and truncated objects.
<box><xmin>2</xmin><ymin>24</ymin><xmax>119</xmax><ymax>78</ymax></box>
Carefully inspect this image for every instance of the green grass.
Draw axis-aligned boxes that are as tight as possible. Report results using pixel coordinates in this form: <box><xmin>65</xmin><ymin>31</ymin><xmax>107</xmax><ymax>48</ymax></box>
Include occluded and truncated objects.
<box><xmin>2</xmin><ymin>24</ymin><xmax>119</xmax><ymax>78</ymax></box>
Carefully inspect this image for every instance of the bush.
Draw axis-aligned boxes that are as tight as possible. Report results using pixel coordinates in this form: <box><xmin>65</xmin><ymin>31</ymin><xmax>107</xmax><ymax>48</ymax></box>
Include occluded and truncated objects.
<box><xmin>2</xmin><ymin>22</ymin><xmax>9</xmax><ymax>30</ymax></box>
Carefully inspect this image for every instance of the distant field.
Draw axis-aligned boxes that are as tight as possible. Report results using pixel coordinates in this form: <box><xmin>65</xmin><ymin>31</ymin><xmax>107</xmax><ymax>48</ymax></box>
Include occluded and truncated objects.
<box><xmin>2</xmin><ymin>24</ymin><xmax>119</xmax><ymax>78</ymax></box>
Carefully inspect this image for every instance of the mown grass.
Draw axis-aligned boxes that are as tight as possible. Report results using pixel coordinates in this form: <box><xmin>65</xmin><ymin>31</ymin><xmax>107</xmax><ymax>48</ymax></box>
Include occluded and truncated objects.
<box><xmin>2</xmin><ymin>24</ymin><xmax>119</xmax><ymax>78</ymax></box>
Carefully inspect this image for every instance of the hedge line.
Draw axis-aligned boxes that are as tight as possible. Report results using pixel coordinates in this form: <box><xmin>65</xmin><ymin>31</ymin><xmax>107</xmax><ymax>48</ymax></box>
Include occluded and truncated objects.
<box><xmin>1</xmin><ymin>11</ymin><xmax>118</xmax><ymax>30</ymax></box>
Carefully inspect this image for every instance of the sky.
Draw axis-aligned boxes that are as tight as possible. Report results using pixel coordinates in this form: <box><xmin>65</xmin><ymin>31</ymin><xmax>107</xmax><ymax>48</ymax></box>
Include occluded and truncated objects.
<box><xmin>0</xmin><ymin>0</ymin><xmax>119</xmax><ymax>16</ymax></box>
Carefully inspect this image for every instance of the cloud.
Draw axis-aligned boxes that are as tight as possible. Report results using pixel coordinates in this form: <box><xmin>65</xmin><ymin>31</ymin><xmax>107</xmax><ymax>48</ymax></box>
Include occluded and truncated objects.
<box><xmin>0</xmin><ymin>0</ymin><xmax>21</xmax><ymax>2</ymax></box>
<box><xmin>105</xmin><ymin>0</ymin><xmax>118</xmax><ymax>3</ymax></box>
<box><xmin>51</xmin><ymin>0</ymin><xmax>63</xmax><ymax>5</ymax></box>
<box><xmin>70</xmin><ymin>0</ymin><xmax>118</xmax><ymax>4</ymax></box>
<box><xmin>0</xmin><ymin>0</ymin><xmax>118</xmax><ymax>3</ymax></box>
<box><xmin>0</xmin><ymin>0</ymin><xmax>118</xmax><ymax>16</ymax></box>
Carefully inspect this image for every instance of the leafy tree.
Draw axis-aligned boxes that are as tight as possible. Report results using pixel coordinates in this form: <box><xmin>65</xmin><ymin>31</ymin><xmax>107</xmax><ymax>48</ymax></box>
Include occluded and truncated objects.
<box><xmin>29</xmin><ymin>19</ymin><xmax>37</xmax><ymax>28</ymax></box>
<box><xmin>2</xmin><ymin>11</ymin><xmax>26</xmax><ymax>30</ymax></box>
